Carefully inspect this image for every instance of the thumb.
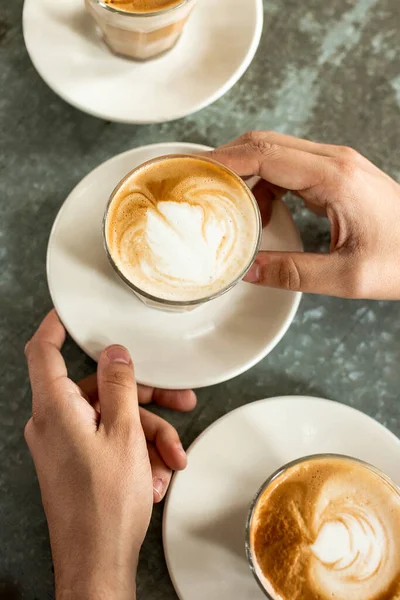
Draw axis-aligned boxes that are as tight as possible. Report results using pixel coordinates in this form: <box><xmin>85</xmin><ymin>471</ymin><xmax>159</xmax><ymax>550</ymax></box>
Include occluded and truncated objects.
<box><xmin>244</xmin><ymin>251</ymin><xmax>343</xmax><ymax>296</ymax></box>
<box><xmin>97</xmin><ymin>345</ymin><xmax>139</xmax><ymax>431</ymax></box>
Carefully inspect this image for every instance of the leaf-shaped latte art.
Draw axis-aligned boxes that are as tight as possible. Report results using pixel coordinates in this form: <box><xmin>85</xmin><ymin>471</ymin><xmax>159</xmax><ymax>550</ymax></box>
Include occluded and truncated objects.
<box><xmin>106</xmin><ymin>157</ymin><xmax>259</xmax><ymax>302</ymax></box>
<box><xmin>250</xmin><ymin>458</ymin><xmax>400</xmax><ymax>600</ymax></box>
<box><xmin>311</xmin><ymin>508</ymin><xmax>384</xmax><ymax>578</ymax></box>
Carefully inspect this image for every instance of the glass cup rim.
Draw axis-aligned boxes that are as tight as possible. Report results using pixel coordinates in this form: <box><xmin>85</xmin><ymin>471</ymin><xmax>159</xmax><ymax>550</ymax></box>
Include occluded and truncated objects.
<box><xmin>88</xmin><ymin>0</ymin><xmax>190</xmax><ymax>18</ymax></box>
<box><xmin>103</xmin><ymin>153</ymin><xmax>262</xmax><ymax>307</ymax></box>
<box><xmin>245</xmin><ymin>452</ymin><xmax>400</xmax><ymax>600</ymax></box>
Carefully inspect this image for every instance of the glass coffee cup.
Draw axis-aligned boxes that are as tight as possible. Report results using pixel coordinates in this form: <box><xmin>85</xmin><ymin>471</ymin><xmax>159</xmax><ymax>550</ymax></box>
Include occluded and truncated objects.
<box><xmin>103</xmin><ymin>154</ymin><xmax>262</xmax><ymax>313</ymax></box>
<box><xmin>85</xmin><ymin>0</ymin><xmax>198</xmax><ymax>61</ymax></box>
<box><xmin>245</xmin><ymin>454</ymin><xmax>400</xmax><ymax>600</ymax></box>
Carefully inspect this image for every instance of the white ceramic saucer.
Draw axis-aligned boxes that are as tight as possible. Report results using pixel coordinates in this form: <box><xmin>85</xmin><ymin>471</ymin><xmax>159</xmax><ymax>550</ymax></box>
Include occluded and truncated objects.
<box><xmin>23</xmin><ymin>0</ymin><xmax>263</xmax><ymax>124</ymax></box>
<box><xmin>163</xmin><ymin>396</ymin><xmax>400</xmax><ymax>600</ymax></box>
<box><xmin>47</xmin><ymin>142</ymin><xmax>302</xmax><ymax>390</ymax></box>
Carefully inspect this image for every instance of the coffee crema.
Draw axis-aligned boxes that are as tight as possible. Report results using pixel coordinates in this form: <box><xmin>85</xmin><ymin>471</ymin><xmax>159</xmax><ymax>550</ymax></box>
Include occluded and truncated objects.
<box><xmin>104</xmin><ymin>0</ymin><xmax>184</xmax><ymax>13</ymax></box>
<box><xmin>105</xmin><ymin>156</ymin><xmax>260</xmax><ymax>302</ymax></box>
<box><xmin>249</xmin><ymin>457</ymin><xmax>400</xmax><ymax>600</ymax></box>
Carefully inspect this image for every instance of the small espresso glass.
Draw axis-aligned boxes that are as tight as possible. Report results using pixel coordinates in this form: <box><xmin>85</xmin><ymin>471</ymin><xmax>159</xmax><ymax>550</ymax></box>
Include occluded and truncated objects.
<box><xmin>85</xmin><ymin>0</ymin><xmax>198</xmax><ymax>61</ymax></box>
<box><xmin>103</xmin><ymin>154</ymin><xmax>262</xmax><ymax>313</ymax></box>
<box><xmin>245</xmin><ymin>453</ymin><xmax>400</xmax><ymax>600</ymax></box>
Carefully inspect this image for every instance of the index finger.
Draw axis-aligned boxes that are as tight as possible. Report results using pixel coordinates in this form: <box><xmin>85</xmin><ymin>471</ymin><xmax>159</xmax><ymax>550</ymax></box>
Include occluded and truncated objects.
<box><xmin>208</xmin><ymin>139</ymin><xmax>329</xmax><ymax>194</ymax></box>
<box><xmin>25</xmin><ymin>310</ymin><xmax>68</xmax><ymax>405</ymax></box>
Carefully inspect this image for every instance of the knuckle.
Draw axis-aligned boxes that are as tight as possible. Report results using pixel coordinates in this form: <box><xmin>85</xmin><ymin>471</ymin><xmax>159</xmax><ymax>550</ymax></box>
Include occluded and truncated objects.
<box><xmin>149</xmin><ymin>411</ymin><xmax>179</xmax><ymax>442</ymax></box>
<box><xmin>331</xmin><ymin>155</ymin><xmax>360</xmax><ymax>182</ymax></box>
<box><xmin>242</xmin><ymin>130</ymin><xmax>264</xmax><ymax>144</ymax></box>
<box><xmin>248</xmin><ymin>138</ymin><xmax>281</xmax><ymax>159</ymax></box>
<box><xmin>31</xmin><ymin>396</ymin><xmax>62</xmax><ymax>429</ymax></box>
<box><xmin>272</xmin><ymin>257</ymin><xmax>302</xmax><ymax>292</ymax></box>
<box><xmin>338</xmin><ymin>146</ymin><xmax>363</xmax><ymax>165</ymax></box>
<box><xmin>103</xmin><ymin>368</ymin><xmax>136</xmax><ymax>392</ymax></box>
<box><xmin>24</xmin><ymin>419</ymin><xmax>34</xmax><ymax>445</ymax></box>
<box><xmin>25</xmin><ymin>339</ymin><xmax>49</xmax><ymax>361</ymax></box>
<box><xmin>162</xmin><ymin>423</ymin><xmax>179</xmax><ymax>442</ymax></box>
<box><xmin>31</xmin><ymin>405</ymin><xmax>50</xmax><ymax>428</ymax></box>
<box><xmin>24</xmin><ymin>339</ymin><xmax>32</xmax><ymax>358</ymax></box>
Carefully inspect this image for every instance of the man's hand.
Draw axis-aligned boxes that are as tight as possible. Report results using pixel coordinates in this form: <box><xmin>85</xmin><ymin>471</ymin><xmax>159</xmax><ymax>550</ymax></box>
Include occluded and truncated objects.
<box><xmin>78</xmin><ymin>373</ymin><xmax>195</xmax><ymax>504</ymax></box>
<box><xmin>210</xmin><ymin>131</ymin><xmax>400</xmax><ymax>299</ymax></box>
<box><xmin>24</xmin><ymin>310</ymin><xmax>195</xmax><ymax>600</ymax></box>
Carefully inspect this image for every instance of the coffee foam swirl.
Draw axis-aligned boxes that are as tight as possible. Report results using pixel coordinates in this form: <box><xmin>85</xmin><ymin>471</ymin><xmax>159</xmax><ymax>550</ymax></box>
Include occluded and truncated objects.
<box><xmin>106</xmin><ymin>157</ymin><xmax>259</xmax><ymax>302</ymax></box>
<box><xmin>250</xmin><ymin>458</ymin><xmax>400</xmax><ymax>600</ymax></box>
<box><xmin>311</xmin><ymin>505</ymin><xmax>386</xmax><ymax>580</ymax></box>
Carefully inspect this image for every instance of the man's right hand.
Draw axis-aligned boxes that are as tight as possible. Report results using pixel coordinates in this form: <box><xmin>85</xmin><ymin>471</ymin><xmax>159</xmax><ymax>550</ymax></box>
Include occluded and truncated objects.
<box><xmin>210</xmin><ymin>131</ymin><xmax>400</xmax><ymax>299</ymax></box>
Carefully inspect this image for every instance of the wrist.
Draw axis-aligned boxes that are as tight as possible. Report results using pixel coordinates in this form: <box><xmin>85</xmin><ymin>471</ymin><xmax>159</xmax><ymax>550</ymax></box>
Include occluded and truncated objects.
<box><xmin>57</xmin><ymin>583</ymin><xmax>136</xmax><ymax>600</ymax></box>
<box><xmin>57</xmin><ymin>585</ymin><xmax>136</xmax><ymax>600</ymax></box>
<box><xmin>54</xmin><ymin>549</ymin><xmax>139</xmax><ymax>600</ymax></box>
<box><xmin>48</xmin><ymin>518</ymin><xmax>142</xmax><ymax>600</ymax></box>
<box><xmin>56</xmin><ymin>571</ymin><xmax>137</xmax><ymax>600</ymax></box>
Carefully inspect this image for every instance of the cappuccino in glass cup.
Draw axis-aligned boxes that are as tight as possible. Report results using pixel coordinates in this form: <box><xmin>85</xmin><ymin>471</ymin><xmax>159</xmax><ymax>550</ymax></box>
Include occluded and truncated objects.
<box><xmin>246</xmin><ymin>454</ymin><xmax>400</xmax><ymax>600</ymax></box>
<box><xmin>85</xmin><ymin>0</ymin><xmax>198</xmax><ymax>61</ymax></box>
<box><xmin>103</xmin><ymin>154</ymin><xmax>262</xmax><ymax>312</ymax></box>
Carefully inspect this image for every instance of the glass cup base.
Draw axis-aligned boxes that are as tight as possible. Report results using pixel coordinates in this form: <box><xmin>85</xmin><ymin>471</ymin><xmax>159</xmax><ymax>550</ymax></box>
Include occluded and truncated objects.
<box><xmin>133</xmin><ymin>288</ymin><xmax>201</xmax><ymax>312</ymax></box>
<box><xmin>85</xmin><ymin>0</ymin><xmax>196</xmax><ymax>62</ymax></box>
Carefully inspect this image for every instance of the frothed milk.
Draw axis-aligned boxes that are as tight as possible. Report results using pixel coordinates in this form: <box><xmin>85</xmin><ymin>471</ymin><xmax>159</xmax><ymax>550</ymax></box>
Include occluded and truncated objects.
<box><xmin>105</xmin><ymin>155</ymin><xmax>261</xmax><ymax>305</ymax></box>
<box><xmin>248</xmin><ymin>456</ymin><xmax>400</xmax><ymax>600</ymax></box>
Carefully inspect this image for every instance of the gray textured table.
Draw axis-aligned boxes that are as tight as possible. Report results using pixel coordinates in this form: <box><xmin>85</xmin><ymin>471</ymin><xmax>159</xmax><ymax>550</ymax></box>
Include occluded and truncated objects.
<box><xmin>1</xmin><ymin>0</ymin><xmax>400</xmax><ymax>598</ymax></box>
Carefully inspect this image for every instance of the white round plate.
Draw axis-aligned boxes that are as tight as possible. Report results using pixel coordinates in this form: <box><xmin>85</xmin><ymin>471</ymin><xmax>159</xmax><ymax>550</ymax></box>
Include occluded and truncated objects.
<box><xmin>23</xmin><ymin>0</ymin><xmax>263</xmax><ymax>124</ymax></box>
<box><xmin>47</xmin><ymin>142</ymin><xmax>302</xmax><ymax>390</ymax></box>
<box><xmin>163</xmin><ymin>396</ymin><xmax>400</xmax><ymax>600</ymax></box>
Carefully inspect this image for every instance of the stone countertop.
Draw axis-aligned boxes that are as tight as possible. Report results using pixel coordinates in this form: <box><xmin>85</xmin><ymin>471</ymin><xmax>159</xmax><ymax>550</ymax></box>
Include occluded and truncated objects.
<box><xmin>1</xmin><ymin>0</ymin><xmax>399</xmax><ymax>598</ymax></box>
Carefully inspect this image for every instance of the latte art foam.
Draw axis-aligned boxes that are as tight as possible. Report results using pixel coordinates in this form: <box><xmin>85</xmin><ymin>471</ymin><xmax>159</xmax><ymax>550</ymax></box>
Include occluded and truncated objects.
<box><xmin>250</xmin><ymin>457</ymin><xmax>400</xmax><ymax>600</ymax></box>
<box><xmin>311</xmin><ymin>505</ymin><xmax>387</xmax><ymax>581</ymax></box>
<box><xmin>105</xmin><ymin>156</ymin><xmax>260</xmax><ymax>302</ymax></box>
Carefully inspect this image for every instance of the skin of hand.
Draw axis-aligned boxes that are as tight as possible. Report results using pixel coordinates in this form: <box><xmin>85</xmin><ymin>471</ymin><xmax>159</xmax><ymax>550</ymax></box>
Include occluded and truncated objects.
<box><xmin>24</xmin><ymin>310</ymin><xmax>196</xmax><ymax>600</ymax></box>
<box><xmin>209</xmin><ymin>131</ymin><xmax>400</xmax><ymax>300</ymax></box>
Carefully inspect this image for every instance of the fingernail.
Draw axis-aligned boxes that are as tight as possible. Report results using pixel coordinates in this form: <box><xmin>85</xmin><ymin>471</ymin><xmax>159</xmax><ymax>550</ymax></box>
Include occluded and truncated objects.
<box><xmin>244</xmin><ymin>263</ymin><xmax>260</xmax><ymax>284</ymax></box>
<box><xmin>175</xmin><ymin>443</ymin><xmax>187</xmax><ymax>458</ymax></box>
<box><xmin>106</xmin><ymin>346</ymin><xmax>131</xmax><ymax>365</ymax></box>
<box><xmin>153</xmin><ymin>478</ymin><xmax>164</xmax><ymax>500</ymax></box>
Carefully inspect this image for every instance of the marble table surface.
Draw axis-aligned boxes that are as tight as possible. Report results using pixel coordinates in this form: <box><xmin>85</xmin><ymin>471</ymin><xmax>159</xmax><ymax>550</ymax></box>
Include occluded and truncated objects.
<box><xmin>1</xmin><ymin>0</ymin><xmax>399</xmax><ymax>598</ymax></box>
